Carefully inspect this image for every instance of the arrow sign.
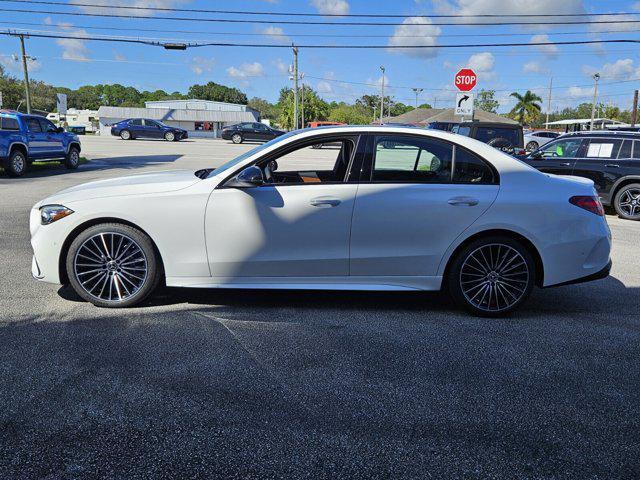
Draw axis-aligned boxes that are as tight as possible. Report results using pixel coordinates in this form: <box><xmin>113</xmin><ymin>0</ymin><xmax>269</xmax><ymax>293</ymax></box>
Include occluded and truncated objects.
<box><xmin>455</xmin><ymin>92</ymin><xmax>474</xmax><ymax>116</ymax></box>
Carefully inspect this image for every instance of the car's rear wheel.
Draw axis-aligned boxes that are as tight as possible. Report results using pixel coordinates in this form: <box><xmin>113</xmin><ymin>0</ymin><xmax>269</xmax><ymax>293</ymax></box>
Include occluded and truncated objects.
<box><xmin>614</xmin><ymin>183</ymin><xmax>640</xmax><ymax>220</ymax></box>
<box><xmin>66</xmin><ymin>223</ymin><xmax>162</xmax><ymax>308</ymax></box>
<box><xmin>4</xmin><ymin>149</ymin><xmax>27</xmax><ymax>177</ymax></box>
<box><xmin>164</xmin><ymin>131</ymin><xmax>175</xmax><ymax>142</ymax></box>
<box><xmin>447</xmin><ymin>236</ymin><xmax>535</xmax><ymax>316</ymax></box>
<box><xmin>64</xmin><ymin>146</ymin><xmax>80</xmax><ymax>170</ymax></box>
<box><xmin>120</xmin><ymin>130</ymin><xmax>131</xmax><ymax>140</ymax></box>
<box><xmin>526</xmin><ymin>141</ymin><xmax>539</xmax><ymax>151</ymax></box>
<box><xmin>231</xmin><ymin>133</ymin><xmax>243</xmax><ymax>144</ymax></box>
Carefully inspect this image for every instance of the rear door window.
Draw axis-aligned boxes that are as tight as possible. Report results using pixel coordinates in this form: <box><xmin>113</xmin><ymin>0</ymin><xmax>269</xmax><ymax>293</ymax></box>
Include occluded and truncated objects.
<box><xmin>130</xmin><ymin>119</ymin><xmax>143</xmax><ymax>126</ymax></box>
<box><xmin>618</xmin><ymin>140</ymin><xmax>632</xmax><ymax>159</ymax></box>
<box><xmin>453</xmin><ymin>147</ymin><xmax>497</xmax><ymax>184</ymax></box>
<box><xmin>634</xmin><ymin>141</ymin><xmax>640</xmax><ymax>159</ymax></box>
<box><xmin>584</xmin><ymin>139</ymin><xmax>622</xmax><ymax>159</ymax></box>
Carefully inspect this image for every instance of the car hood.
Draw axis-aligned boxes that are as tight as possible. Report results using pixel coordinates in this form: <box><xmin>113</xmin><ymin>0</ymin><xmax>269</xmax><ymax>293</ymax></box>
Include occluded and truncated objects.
<box><xmin>38</xmin><ymin>170</ymin><xmax>201</xmax><ymax>206</ymax></box>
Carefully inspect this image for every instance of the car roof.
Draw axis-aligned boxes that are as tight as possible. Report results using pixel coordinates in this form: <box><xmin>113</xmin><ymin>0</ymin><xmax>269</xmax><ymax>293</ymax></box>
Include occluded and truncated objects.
<box><xmin>458</xmin><ymin>122</ymin><xmax>521</xmax><ymax>128</ymax></box>
<box><xmin>561</xmin><ymin>131</ymin><xmax>640</xmax><ymax>139</ymax></box>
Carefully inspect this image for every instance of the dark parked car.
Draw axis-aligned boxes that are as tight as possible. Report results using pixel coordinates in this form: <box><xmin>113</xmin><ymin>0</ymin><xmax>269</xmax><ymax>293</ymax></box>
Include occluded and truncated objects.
<box><xmin>110</xmin><ymin>118</ymin><xmax>187</xmax><ymax>141</ymax></box>
<box><xmin>221</xmin><ymin>122</ymin><xmax>285</xmax><ymax>144</ymax></box>
<box><xmin>452</xmin><ymin>122</ymin><xmax>524</xmax><ymax>154</ymax></box>
<box><xmin>519</xmin><ymin>131</ymin><xmax>640</xmax><ymax>220</ymax></box>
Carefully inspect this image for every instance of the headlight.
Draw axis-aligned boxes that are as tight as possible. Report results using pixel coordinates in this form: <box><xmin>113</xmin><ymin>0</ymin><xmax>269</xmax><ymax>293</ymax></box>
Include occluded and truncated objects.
<box><xmin>40</xmin><ymin>205</ymin><xmax>74</xmax><ymax>225</ymax></box>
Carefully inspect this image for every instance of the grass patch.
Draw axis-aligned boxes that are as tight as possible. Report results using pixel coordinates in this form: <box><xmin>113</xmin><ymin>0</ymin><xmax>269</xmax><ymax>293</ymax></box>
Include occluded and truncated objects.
<box><xmin>1</xmin><ymin>157</ymin><xmax>89</xmax><ymax>175</ymax></box>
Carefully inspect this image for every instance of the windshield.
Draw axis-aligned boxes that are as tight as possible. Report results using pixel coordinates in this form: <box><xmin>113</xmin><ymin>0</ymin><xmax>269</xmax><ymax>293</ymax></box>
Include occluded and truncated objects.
<box><xmin>205</xmin><ymin>130</ymin><xmax>297</xmax><ymax>179</ymax></box>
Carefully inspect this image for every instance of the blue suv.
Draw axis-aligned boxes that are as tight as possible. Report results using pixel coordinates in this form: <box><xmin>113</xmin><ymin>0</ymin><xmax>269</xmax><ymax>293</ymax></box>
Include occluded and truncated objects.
<box><xmin>110</xmin><ymin>118</ymin><xmax>188</xmax><ymax>141</ymax></box>
<box><xmin>0</xmin><ymin>110</ymin><xmax>81</xmax><ymax>177</ymax></box>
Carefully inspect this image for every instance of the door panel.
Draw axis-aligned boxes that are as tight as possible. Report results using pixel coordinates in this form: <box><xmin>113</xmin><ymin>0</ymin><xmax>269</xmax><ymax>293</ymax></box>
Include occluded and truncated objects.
<box><xmin>350</xmin><ymin>184</ymin><xmax>499</xmax><ymax>276</ymax></box>
<box><xmin>39</xmin><ymin>119</ymin><xmax>65</xmax><ymax>157</ymax></box>
<box><xmin>24</xmin><ymin>117</ymin><xmax>47</xmax><ymax>158</ymax></box>
<box><xmin>205</xmin><ymin>184</ymin><xmax>358</xmax><ymax>277</ymax></box>
<box><xmin>572</xmin><ymin>139</ymin><xmax>626</xmax><ymax>204</ymax></box>
<box><xmin>526</xmin><ymin>137</ymin><xmax>586</xmax><ymax>175</ymax></box>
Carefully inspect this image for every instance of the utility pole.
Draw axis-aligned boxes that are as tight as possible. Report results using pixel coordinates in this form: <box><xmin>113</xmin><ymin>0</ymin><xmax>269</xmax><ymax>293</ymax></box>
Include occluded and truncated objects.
<box><xmin>632</xmin><ymin>89</ymin><xmax>638</xmax><ymax>128</ymax></box>
<box><xmin>589</xmin><ymin>73</ymin><xmax>600</xmax><ymax>131</ymax></box>
<box><xmin>412</xmin><ymin>87</ymin><xmax>423</xmax><ymax>109</ymax></box>
<box><xmin>546</xmin><ymin>77</ymin><xmax>553</xmax><ymax>128</ymax></box>
<box><xmin>11</xmin><ymin>33</ymin><xmax>32</xmax><ymax>114</ymax></box>
<box><xmin>379</xmin><ymin>65</ymin><xmax>385</xmax><ymax>124</ymax></box>
<box><xmin>300</xmin><ymin>73</ymin><xmax>305</xmax><ymax>128</ymax></box>
<box><xmin>292</xmin><ymin>45</ymin><xmax>299</xmax><ymax>130</ymax></box>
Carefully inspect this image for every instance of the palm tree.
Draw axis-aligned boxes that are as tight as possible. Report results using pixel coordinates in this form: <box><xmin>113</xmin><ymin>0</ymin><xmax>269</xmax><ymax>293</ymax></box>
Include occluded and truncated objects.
<box><xmin>509</xmin><ymin>90</ymin><xmax>543</xmax><ymax>125</ymax></box>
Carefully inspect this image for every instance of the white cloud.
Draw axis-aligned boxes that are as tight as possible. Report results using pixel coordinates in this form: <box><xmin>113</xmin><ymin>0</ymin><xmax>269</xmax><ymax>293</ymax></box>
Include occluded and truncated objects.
<box><xmin>583</xmin><ymin>58</ymin><xmax>640</xmax><ymax>81</ymax></box>
<box><xmin>69</xmin><ymin>0</ymin><xmax>190</xmax><ymax>16</ymax></box>
<box><xmin>114</xmin><ymin>52</ymin><xmax>127</xmax><ymax>62</ymax></box>
<box><xmin>189</xmin><ymin>57</ymin><xmax>215</xmax><ymax>75</ymax></box>
<box><xmin>434</xmin><ymin>0</ymin><xmax>584</xmax><ymax>23</ymax></box>
<box><xmin>261</xmin><ymin>26</ymin><xmax>291</xmax><ymax>44</ymax></box>
<box><xmin>227</xmin><ymin>62</ymin><xmax>265</xmax><ymax>85</ymax></box>
<box><xmin>316</xmin><ymin>81</ymin><xmax>333</xmax><ymax>94</ymax></box>
<box><xmin>273</xmin><ymin>58</ymin><xmax>289</xmax><ymax>75</ymax></box>
<box><xmin>530</xmin><ymin>34</ymin><xmax>559</xmax><ymax>58</ymax></box>
<box><xmin>568</xmin><ymin>86</ymin><xmax>594</xmax><ymax>98</ymax></box>
<box><xmin>0</xmin><ymin>54</ymin><xmax>41</xmax><ymax>73</ymax></box>
<box><xmin>388</xmin><ymin>17</ymin><xmax>441</xmax><ymax>59</ymax></box>
<box><xmin>310</xmin><ymin>0</ymin><xmax>349</xmax><ymax>15</ymax></box>
<box><xmin>466</xmin><ymin>52</ymin><xmax>495</xmax><ymax>80</ymax></box>
<box><xmin>523</xmin><ymin>61</ymin><xmax>549</xmax><ymax>74</ymax></box>
<box><xmin>56</xmin><ymin>24</ymin><xmax>90</xmax><ymax>61</ymax></box>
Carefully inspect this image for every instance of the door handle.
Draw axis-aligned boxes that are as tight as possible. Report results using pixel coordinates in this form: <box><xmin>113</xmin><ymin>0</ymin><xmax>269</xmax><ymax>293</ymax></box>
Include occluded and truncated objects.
<box><xmin>559</xmin><ymin>162</ymin><xmax>571</xmax><ymax>166</ymax></box>
<box><xmin>310</xmin><ymin>197</ymin><xmax>341</xmax><ymax>207</ymax></box>
<box><xmin>448</xmin><ymin>197</ymin><xmax>479</xmax><ymax>206</ymax></box>
<box><xmin>605</xmin><ymin>164</ymin><xmax>620</xmax><ymax>168</ymax></box>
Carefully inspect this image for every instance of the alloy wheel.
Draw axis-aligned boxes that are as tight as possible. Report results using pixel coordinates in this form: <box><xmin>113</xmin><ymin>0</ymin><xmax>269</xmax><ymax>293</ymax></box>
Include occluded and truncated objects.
<box><xmin>12</xmin><ymin>154</ymin><xmax>25</xmax><ymax>173</ymax></box>
<box><xmin>73</xmin><ymin>232</ymin><xmax>148</xmax><ymax>303</ymax></box>
<box><xmin>617</xmin><ymin>188</ymin><xmax>640</xmax><ymax>218</ymax></box>
<box><xmin>165</xmin><ymin>132</ymin><xmax>175</xmax><ymax>141</ymax></box>
<box><xmin>459</xmin><ymin>243</ymin><xmax>530</xmax><ymax>313</ymax></box>
<box><xmin>69</xmin><ymin>150</ymin><xmax>79</xmax><ymax>166</ymax></box>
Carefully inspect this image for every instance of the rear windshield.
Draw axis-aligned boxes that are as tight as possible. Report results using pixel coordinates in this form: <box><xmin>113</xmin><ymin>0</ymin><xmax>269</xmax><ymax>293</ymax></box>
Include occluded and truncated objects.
<box><xmin>475</xmin><ymin>127</ymin><xmax>521</xmax><ymax>146</ymax></box>
<box><xmin>0</xmin><ymin>116</ymin><xmax>20</xmax><ymax>131</ymax></box>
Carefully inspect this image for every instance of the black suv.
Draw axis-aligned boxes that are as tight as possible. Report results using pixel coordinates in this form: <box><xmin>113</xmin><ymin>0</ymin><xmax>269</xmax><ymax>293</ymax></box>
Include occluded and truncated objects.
<box><xmin>452</xmin><ymin>122</ymin><xmax>524</xmax><ymax>154</ymax></box>
<box><xmin>221</xmin><ymin>122</ymin><xmax>285</xmax><ymax>144</ymax></box>
<box><xmin>520</xmin><ymin>131</ymin><xmax>640</xmax><ymax>220</ymax></box>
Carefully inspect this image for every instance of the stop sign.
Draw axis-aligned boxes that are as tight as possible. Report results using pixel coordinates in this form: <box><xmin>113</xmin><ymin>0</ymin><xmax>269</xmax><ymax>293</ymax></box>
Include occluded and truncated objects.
<box><xmin>454</xmin><ymin>68</ymin><xmax>477</xmax><ymax>92</ymax></box>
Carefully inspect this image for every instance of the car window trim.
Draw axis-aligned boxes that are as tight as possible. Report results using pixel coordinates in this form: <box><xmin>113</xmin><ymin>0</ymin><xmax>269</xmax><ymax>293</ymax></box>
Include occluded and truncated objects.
<box><xmin>361</xmin><ymin>133</ymin><xmax>499</xmax><ymax>185</ymax></box>
<box><xmin>217</xmin><ymin>133</ymin><xmax>365</xmax><ymax>189</ymax></box>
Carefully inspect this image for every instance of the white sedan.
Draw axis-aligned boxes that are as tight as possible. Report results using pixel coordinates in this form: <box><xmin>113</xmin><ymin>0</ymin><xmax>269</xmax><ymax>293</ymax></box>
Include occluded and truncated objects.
<box><xmin>30</xmin><ymin>126</ymin><xmax>611</xmax><ymax>316</ymax></box>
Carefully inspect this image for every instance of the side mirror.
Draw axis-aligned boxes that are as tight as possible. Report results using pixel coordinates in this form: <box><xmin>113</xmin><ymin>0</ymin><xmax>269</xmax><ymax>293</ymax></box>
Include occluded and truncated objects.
<box><xmin>226</xmin><ymin>165</ymin><xmax>264</xmax><ymax>188</ymax></box>
<box><xmin>56</xmin><ymin>127</ymin><xmax>65</xmax><ymax>133</ymax></box>
<box><xmin>530</xmin><ymin>150</ymin><xmax>543</xmax><ymax>159</ymax></box>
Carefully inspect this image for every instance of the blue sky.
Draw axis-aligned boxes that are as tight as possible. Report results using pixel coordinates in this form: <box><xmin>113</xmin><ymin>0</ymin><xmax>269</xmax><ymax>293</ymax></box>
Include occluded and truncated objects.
<box><xmin>1</xmin><ymin>0</ymin><xmax>639</xmax><ymax>113</ymax></box>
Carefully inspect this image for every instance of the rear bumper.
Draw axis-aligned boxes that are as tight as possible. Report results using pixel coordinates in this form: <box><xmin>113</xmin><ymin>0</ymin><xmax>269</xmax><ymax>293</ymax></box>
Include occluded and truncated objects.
<box><xmin>545</xmin><ymin>259</ymin><xmax>611</xmax><ymax>288</ymax></box>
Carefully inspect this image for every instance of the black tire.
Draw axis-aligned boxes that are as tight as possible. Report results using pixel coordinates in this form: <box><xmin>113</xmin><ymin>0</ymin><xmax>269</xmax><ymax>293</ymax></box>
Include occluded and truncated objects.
<box><xmin>526</xmin><ymin>141</ymin><xmax>539</xmax><ymax>151</ymax></box>
<box><xmin>164</xmin><ymin>131</ymin><xmax>176</xmax><ymax>142</ymax></box>
<box><xmin>64</xmin><ymin>146</ymin><xmax>80</xmax><ymax>170</ymax></box>
<box><xmin>231</xmin><ymin>133</ymin><xmax>243</xmax><ymax>144</ymax></box>
<box><xmin>66</xmin><ymin>223</ymin><xmax>162</xmax><ymax>308</ymax></box>
<box><xmin>613</xmin><ymin>183</ymin><xmax>640</xmax><ymax>221</ymax></box>
<box><xmin>120</xmin><ymin>130</ymin><xmax>132</xmax><ymax>140</ymax></box>
<box><xmin>3</xmin><ymin>149</ymin><xmax>28</xmax><ymax>177</ymax></box>
<box><xmin>447</xmin><ymin>235</ymin><xmax>535</xmax><ymax>317</ymax></box>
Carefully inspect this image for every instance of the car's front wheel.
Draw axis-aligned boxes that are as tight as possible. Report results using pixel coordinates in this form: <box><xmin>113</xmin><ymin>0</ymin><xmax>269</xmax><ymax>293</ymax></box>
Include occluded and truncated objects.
<box><xmin>164</xmin><ymin>131</ymin><xmax>175</xmax><ymax>142</ymax></box>
<box><xmin>447</xmin><ymin>236</ymin><xmax>535</xmax><ymax>316</ymax></box>
<box><xmin>614</xmin><ymin>183</ymin><xmax>640</xmax><ymax>220</ymax></box>
<box><xmin>231</xmin><ymin>133</ymin><xmax>243</xmax><ymax>144</ymax></box>
<box><xmin>64</xmin><ymin>146</ymin><xmax>80</xmax><ymax>169</ymax></box>
<box><xmin>120</xmin><ymin>130</ymin><xmax>132</xmax><ymax>140</ymax></box>
<box><xmin>66</xmin><ymin>223</ymin><xmax>162</xmax><ymax>308</ymax></box>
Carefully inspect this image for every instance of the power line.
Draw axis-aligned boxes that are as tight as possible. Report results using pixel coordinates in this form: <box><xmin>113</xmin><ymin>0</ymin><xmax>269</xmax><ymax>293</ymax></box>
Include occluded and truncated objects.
<box><xmin>3</xmin><ymin>29</ymin><xmax>640</xmax><ymax>50</ymax></box>
<box><xmin>4</xmin><ymin>7</ymin><xmax>640</xmax><ymax>26</ymax></box>
<box><xmin>2</xmin><ymin>0</ymin><xmax>638</xmax><ymax>18</ymax></box>
<box><xmin>3</xmin><ymin>19</ymin><xmax>640</xmax><ymax>40</ymax></box>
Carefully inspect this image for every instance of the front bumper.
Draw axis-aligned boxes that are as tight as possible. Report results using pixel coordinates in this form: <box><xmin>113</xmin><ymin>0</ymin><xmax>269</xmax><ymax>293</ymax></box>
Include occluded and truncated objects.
<box><xmin>30</xmin><ymin>205</ymin><xmax>68</xmax><ymax>285</ymax></box>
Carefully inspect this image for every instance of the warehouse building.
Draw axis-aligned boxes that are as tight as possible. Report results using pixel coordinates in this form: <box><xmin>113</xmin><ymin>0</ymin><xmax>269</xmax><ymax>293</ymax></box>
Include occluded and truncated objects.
<box><xmin>97</xmin><ymin>99</ymin><xmax>260</xmax><ymax>138</ymax></box>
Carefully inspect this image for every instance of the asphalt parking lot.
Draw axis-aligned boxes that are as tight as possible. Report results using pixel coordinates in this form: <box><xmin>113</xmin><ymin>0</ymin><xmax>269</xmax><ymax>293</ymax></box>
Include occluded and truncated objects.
<box><xmin>1</xmin><ymin>135</ymin><xmax>639</xmax><ymax>478</ymax></box>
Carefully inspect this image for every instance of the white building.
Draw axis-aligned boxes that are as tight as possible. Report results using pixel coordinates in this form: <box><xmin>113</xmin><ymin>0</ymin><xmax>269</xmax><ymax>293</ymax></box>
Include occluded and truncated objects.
<box><xmin>97</xmin><ymin>99</ymin><xmax>260</xmax><ymax>138</ymax></box>
<box><xmin>47</xmin><ymin>108</ymin><xmax>99</xmax><ymax>133</ymax></box>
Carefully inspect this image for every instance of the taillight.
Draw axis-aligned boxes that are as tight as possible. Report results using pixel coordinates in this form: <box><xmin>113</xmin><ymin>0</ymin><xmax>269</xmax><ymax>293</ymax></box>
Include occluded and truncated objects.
<box><xmin>569</xmin><ymin>196</ymin><xmax>605</xmax><ymax>216</ymax></box>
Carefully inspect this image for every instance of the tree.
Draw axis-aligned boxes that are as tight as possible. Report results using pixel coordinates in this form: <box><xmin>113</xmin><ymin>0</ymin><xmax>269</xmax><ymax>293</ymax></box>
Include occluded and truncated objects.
<box><xmin>187</xmin><ymin>81</ymin><xmax>247</xmax><ymax>104</ymax></box>
<box><xmin>475</xmin><ymin>89</ymin><xmax>499</xmax><ymax>114</ymax></box>
<box><xmin>389</xmin><ymin>102</ymin><xmax>413</xmax><ymax>117</ymax></box>
<box><xmin>509</xmin><ymin>90</ymin><xmax>542</xmax><ymax>124</ymax></box>
<box><xmin>276</xmin><ymin>87</ymin><xmax>329</xmax><ymax>129</ymax></box>
<box><xmin>328</xmin><ymin>102</ymin><xmax>372</xmax><ymax>125</ymax></box>
<box><xmin>247</xmin><ymin>97</ymin><xmax>277</xmax><ymax>120</ymax></box>
<box><xmin>417</xmin><ymin>103</ymin><xmax>433</xmax><ymax>109</ymax></box>
<box><xmin>0</xmin><ymin>65</ymin><xmax>24</xmax><ymax>109</ymax></box>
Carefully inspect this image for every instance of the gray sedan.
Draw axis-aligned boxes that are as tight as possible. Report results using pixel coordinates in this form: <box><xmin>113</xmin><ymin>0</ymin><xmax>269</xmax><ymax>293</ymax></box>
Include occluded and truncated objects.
<box><xmin>524</xmin><ymin>130</ymin><xmax>561</xmax><ymax>151</ymax></box>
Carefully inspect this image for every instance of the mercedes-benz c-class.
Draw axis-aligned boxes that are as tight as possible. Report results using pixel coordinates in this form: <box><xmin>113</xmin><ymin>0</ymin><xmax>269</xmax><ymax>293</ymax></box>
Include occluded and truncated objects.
<box><xmin>30</xmin><ymin>126</ymin><xmax>611</xmax><ymax>316</ymax></box>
